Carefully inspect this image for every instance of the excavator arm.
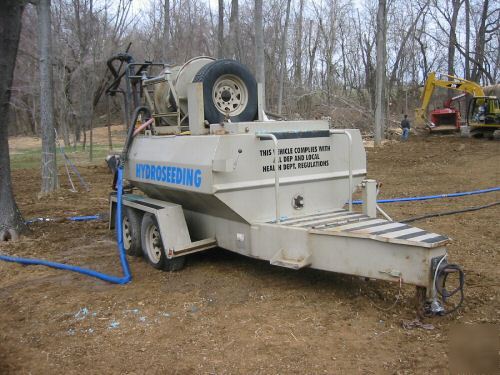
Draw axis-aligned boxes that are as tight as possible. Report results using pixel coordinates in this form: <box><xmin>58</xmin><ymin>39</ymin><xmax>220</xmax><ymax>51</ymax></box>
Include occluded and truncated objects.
<box><xmin>415</xmin><ymin>72</ymin><xmax>486</xmax><ymax>126</ymax></box>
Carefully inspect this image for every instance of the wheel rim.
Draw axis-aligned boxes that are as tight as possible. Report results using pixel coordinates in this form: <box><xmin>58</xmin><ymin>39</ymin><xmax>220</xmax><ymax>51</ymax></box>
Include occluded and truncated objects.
<box><xmin>145</xmin><ymin>223</ymin><xmax>162</xmax><ymax>264</ymax></box>
<box><xmin>212</xmin><ymin>74</ymin><xmax>248</xmax><ymax>117</ymax></box>
<box><xmin>122</xmin><ymin>216</ymin><xmax>132</xmax><ymax>250</ymax></box>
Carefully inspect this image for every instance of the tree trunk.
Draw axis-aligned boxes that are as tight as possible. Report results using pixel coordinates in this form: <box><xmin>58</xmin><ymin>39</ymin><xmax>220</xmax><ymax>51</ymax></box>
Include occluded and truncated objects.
<box><xmin>162</xmin><ymin>0</ymin><xmax>170</xmax><ymax>61</ymax></box>
<box><xmin>89</xmin><ymin>112</ymin><xmax>93</xmax><ymax>161</ymax></box>
<box><xmin>0</xmin><ymin>0</ymin><xmax>28</xmax><ymax>237</ymax></box>
<box><xmin>471</xmin><ymin>0</ymin><xmax>488</xmax><ymax>83</ymax></box>
<box><xmin>255</xmin><ymin>0</ymin><xmax>265</xmax><ymax>109</ymax></box>
<box><xmin>217</xmin><ymin>0</ymin><xmax>224</xmax><ymax>58</ymax></box>
<box><xmin>340</xmin><ymin>25</ymin><xmax>347</xmax><ymax>92</ymax></box>
<box><xmin>229</xmin><ymin>0</ymin><xmax>241</xmax><ymax>60</ymax></box>
<box><xmin>38</xmin><ymin>0</ymin><xmax>58</xmax><ymax>193</ymax></box>
<box><xmin>307</xmin><ymin>20</ymin><xmax>320</xmax><ymax>90</ymax></box>
<box><xmin>464</xmin><ymin>0</ymin><xmax>470</xmax><ymax>80</ymax></box>
<box><xmin>374</xmin><ymin>0</ymin><xmax>387</xmax><ymax>146</ymax></box>
<box><xmin>447</xmin><ymin>0</ymin><xmax>461</xmax><ymax>77</ymax></box>
<box><xmin>293</xmin><ymin>0</ymin><xmax>304</xmax><ymax>86</ymax></box>
<box><xmin>277</xmin><ymin>0</ymin><xmax>292</xmax><ymax>115</ymax></box>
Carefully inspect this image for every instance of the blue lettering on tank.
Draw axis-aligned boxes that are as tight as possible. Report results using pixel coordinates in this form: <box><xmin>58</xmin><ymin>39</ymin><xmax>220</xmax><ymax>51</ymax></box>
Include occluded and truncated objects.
<box><xmin>175</xmin><ymin>167</ymin><xmax>182</xmax><ymax>184</ymax></box>
<box><xmin>194</xmin><ymin>169</ymin><xmax>202</xmax><ymax>188</ymax></box>
<box><xmin>185</xmin><ymin>169</ymin><xmax>193</xmax><ymax>186</ymax></box>
<box><xmin>135</xmin><ymin>163</ymin><xmax>203</xmax><ymax>188</ymax></box>
<box><xmin>166</xmin><ymin>166</ymin><xmax>172</xmax><ymax>183</ymax></box>
<box><xmin>150</xmin><ymin>165</ymin><xmax>156</xmax><ymax>180</ymax></box>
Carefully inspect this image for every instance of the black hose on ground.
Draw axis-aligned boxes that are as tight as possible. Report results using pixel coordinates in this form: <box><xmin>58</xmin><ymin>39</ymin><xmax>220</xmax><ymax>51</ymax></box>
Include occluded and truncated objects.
<box><xmin>401</xmin><ymin>201</ymin><xmax>500</xmax><ymax>223</ymax></box>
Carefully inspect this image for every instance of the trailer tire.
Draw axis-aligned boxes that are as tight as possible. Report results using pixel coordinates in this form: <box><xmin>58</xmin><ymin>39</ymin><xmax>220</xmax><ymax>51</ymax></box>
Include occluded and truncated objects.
<box><xmin>141</xmin><ymin>213</ymin><xmax>185</xmax><ymax>271</ymax></box>
<box><xmin>193</xmin><ymin>59</ymin><xmax>257</xmax><ymax>124</ymax></box>
<box><xmin>122</xmin><ymin>207</ymin><xmax>143</xmax><ymax>257</ymax></box>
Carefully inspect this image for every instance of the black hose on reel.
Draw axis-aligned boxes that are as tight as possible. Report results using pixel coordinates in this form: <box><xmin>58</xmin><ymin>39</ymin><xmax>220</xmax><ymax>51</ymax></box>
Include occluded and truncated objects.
<box><xmin>435</xmin><ymin>263</ymin><xmax>465</xmax><ymax>315</ymax></box>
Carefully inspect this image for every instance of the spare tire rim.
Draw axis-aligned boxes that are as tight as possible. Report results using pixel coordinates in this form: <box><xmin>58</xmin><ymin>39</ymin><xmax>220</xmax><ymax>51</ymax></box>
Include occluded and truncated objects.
<box><xmin>212</xmin><ymin>74</ymin><xmax>248</xmax><ymax>117</ymax></box>
<box><xmin>146</xmin><ymin>224</ymin><xmax>162</xmax><ymax>264</ymax></box>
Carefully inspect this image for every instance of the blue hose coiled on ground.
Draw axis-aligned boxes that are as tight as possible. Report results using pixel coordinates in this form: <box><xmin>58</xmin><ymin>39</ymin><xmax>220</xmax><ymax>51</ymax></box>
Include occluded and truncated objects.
<box><xmin>0</xmin><ymin>106</ymin><xmax>152</xmax><ymax>284</ymax></box>
<box><xmin>0</xmin><ymin>167</ymin><xmax>131</xmax><ymax>285</ymax></box>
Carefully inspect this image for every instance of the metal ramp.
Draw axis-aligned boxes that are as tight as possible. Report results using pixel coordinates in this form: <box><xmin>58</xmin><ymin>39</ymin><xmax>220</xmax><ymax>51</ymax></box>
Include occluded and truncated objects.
<box><xmin>274</xmin><ymin>209</ymin><xmax>450</xmax><ymax>249</ymax></box>
<box><xmin>254</xmin><ymin>209</ymin><xmax>449</xmax><ymax>294</ymax></box>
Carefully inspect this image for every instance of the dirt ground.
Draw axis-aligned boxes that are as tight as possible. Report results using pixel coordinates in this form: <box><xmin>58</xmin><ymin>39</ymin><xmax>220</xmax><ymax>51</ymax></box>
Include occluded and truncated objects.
<box><xmin>0</xmin><ymin>132</ymin><xmax>499</xmax><ymax>374</ymax></box>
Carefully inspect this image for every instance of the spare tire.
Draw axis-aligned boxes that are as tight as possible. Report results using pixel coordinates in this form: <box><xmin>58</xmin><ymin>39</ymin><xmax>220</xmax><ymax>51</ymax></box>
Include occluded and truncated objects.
<box><xmin>193</xmin><ymin>59</ymin><xmax>258</xmax><ymax>124</ymax></box>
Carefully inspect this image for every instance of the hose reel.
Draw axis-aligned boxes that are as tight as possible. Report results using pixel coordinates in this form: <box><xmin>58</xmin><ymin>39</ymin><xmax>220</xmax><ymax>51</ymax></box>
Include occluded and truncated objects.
<box><xmin>154</xmin><ymin>58</ymin><xmax>258</xmax><ymax>127</ymax></box>
<box><xmin>426</xmin><ymin>255</ymin><xmax>465</xmax><ymax>316</ymax></box>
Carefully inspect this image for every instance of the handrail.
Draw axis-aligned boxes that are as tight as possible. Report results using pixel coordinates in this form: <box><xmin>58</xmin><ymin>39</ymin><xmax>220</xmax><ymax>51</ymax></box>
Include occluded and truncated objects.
<box><xmin>329</xmin><ymin>130</ymin><xmax>353</xmax><ymax>211</ymax></box>
<box><xmin>256</xmin><ymin>133</ymin><xmax>280</xmax><ymax>223</ymax></box>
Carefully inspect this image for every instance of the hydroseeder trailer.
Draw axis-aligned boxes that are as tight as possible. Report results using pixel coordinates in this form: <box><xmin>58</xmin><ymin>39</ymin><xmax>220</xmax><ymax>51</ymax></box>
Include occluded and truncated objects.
<box><xmin>106</xmin><ymin>54</ymin><xmax>464</xmax><ymax>316</ymax></box>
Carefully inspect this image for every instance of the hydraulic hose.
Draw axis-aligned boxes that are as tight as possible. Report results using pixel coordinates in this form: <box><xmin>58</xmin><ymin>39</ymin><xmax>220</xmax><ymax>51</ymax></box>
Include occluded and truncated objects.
<box><xmin>401</xmin><ymin>200</ymin><xmax>500</xmax><ymax>223</ymax></box>
<box><xmin>0</xmin><ymin>167</ymin><xmax>131</xmax><ymax>285</ymax></box>
<box><xmin>352</xmin><ymin>186</ymin><xmax>500</xmax><ymax>204</ymax></box>
<box><xmin>122</xmin><ymin>106</ymin><xmax>151</xmax><ymax>163</ymax></box>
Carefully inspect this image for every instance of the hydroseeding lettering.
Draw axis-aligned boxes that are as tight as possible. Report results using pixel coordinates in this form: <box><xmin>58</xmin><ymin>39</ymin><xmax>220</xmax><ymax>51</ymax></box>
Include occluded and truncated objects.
<box><xmin>135</xmin><ymin>163</ymin><xmax>202</xmax><ymax>188</ymax></box>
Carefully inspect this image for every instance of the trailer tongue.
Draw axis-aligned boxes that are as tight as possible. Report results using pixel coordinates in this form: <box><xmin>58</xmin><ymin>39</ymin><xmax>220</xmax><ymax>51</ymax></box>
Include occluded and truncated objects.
<box><xmin>107</xmin><ymin>55</ymin><xmax>464</xmax><ymax>315</ymax></box>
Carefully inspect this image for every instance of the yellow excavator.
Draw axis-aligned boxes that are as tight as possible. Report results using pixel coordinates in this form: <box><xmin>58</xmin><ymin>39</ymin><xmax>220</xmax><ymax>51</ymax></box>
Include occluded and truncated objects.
<box><xmin>415</xmin><ymin>72</ymin><xmax>500</xmax><ymax>137</ymax></box>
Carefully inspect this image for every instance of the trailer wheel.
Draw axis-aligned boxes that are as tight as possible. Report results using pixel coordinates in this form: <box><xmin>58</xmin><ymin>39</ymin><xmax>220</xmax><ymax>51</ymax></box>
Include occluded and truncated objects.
<box><xmin>121</xmin><ymin>207</ymin><xmax>143</xmax><ymax>256</ymax></box>
<box><xmin>193</xmin><ymin>59</ymin><xmax>257</xmax><ymax>124</ymax></box>
<box><xmin>141</xmin><ymin>213</ymin><xmax>185</xmax><ymax>271</ymax></box>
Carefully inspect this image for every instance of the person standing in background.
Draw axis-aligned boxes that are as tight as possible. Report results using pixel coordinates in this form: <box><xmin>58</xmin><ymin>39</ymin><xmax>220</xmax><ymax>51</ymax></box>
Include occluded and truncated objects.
<box><xmin>401</xmin><ymin>114</ymin><xmax>411</xmax><ymax>141</ymax></box>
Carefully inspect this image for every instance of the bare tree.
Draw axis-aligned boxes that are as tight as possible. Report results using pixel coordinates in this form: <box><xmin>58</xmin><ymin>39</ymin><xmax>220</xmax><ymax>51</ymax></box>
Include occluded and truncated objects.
<box><xmin>277</xmin><ymin>0</ymin><xmax>291</xmax><ymax>115</ymax></box>
<box><xmin>470</xmin><ymin>0</ymin><xmax>490</xmax><ymax>82</ymax></box>
<box><xmin>162</xmin><ymin>0</ymin><xmax>170</xmax><ymax>61</ymax></box>
<box><xmin>6</xmin><ymin>0</ymin><xmax>500</xmax><ymax>148</ymax></box>
<box><xmin>38</xmin><ymin>0</ymin><xmax>58</xmax><ymax>193</ymax></box>
<box><xmin>447</xmin><ymin>0</ymin><xmax>462</xmax><ymax>77</ymax></box>
<box><xmin>374</xmin><ymin>0</ymin><xmax>387</xmax><ymax>145</ymax></box>
<box><xmin>293</xmin><ymin>0</ymin><xmax>304</xmax><ymax>86</ymax></box>
<box><xmin>430</xmin><ymin>0</ymin><xmax>496</xmax><ymax>83</ymax></box>
<box><xmin>255</xmin><ymin>0</ymin><xmax>265</xmax><ymax>108</ymax></box>
<box><xmin>217</xmin><ymin>0</ymin><xmax>224</xmax><ymax>58</ymax></box>
<box><xmin>464</xmin><ymin>0</ymin><xmax>470</xmax><ymax>79</ymax></box>
<box><xmin>0</xmin><ymin>0</ymin><xmax>28</xmax><ymax>239</ymax></box>
<box><xmin>306</xmin><ymin>19</ymin><xmax>320</xmax><ymax>90</ymax></box>
<box><xmin>228</xmin><ymin>0</ymin><xmax>241</xmax><ymax>59</ymax></box>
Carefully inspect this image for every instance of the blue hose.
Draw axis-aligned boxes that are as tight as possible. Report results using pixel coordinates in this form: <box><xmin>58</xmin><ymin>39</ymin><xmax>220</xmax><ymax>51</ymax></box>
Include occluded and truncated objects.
<box><xmin>352</xmin><ymin>186</ymin><xmax>500</xmax><ymax>205</ymax></box>
<box><xmin>0</xmin><ymin>167</ymin><xmax>131</xmax><ymax>285</ymax></box>
<box><xmin>26</xmin><ymin>215</ymin><xmax>102</xmax><ymax>225</ymax></box>
<box><xmin>68</xmin><ymin>215</ymin><xmax>102</xmax><ymax>222</ymax></box>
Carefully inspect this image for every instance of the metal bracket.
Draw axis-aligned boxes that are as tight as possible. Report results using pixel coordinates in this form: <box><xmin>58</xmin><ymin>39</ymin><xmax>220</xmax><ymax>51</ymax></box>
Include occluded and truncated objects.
<box><xmin>270</xmin><ymin>249</ymin><xmax>311</xmax><ymax>270</ymax></box>
<box><xmin>167</xmin><ymin>238</ymin><xmax>217</xmax><ymax>258</ymax></box>
<box><xmin>187</xmin><ymin>82</ymin><xmax>206</xmax><ymax>135</ymax></box>
<box><xmin>361</xmin><ymin>179</ymin><xmax>377</xmax><ymax>218</ymax></box>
